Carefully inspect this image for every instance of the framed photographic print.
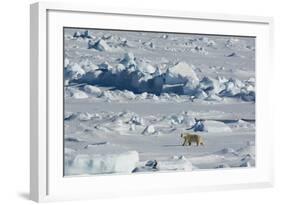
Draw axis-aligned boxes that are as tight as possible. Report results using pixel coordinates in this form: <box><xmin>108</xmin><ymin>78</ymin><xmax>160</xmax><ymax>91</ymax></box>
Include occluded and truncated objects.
<box><xmin>30</xmin><ymin>2</ymin><xmax>274</xmax><ymax>202</ymax></box>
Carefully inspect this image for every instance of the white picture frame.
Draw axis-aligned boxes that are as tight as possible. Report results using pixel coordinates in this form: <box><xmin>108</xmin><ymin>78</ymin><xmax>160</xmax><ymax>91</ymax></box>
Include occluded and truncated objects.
<box><xmin>30</xmin><ymin>2</ymin><xmax>274</xmax><ymax>202</ymax></box>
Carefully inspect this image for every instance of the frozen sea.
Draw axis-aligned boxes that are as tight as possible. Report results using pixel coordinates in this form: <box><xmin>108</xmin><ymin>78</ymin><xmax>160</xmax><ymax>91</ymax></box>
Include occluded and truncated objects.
<box><xmin>64</xmin><ymin>28</ymin><xmax>255</xmax><ymax>176</ymax></box>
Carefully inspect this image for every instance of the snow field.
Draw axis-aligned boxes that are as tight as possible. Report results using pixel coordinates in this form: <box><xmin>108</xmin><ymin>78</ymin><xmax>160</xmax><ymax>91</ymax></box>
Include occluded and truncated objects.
<box><xmin>64</xmin><ymin>28</ymin><xmax>255</xmax><ymax>176</ymax></box>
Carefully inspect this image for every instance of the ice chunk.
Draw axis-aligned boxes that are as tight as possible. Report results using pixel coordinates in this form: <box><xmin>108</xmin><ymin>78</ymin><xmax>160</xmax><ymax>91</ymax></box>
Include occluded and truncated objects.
<box><xmin>245</xmin><ymin>84</ymin><xmax>255</xmax><ymax>92</ymax></box>
<box><xmin>152</xmin><ymin>67</ymin><xmax>162</xmax><ymax>77</ymax></box>
<box><xmin>77</xmin><ymin>112</ymin><xmax>93</xmax><ymax>121</ymax></box>
<box><xmin>225</xmin><ymin>38</ymin><xmax>237</xmax><ymax>47</ymax></box>
<box><xmin>130</xmin><ymin>115</ymin><xmax>145</xmax><ymax>125</ymax></box>
<box><xmin>142</xmin><ymin>125</ymin><xmax>156</xmax><ymax>135</ymax></box>
<box><xmin>207</xmin><ymin>40</ymin><xmax>216</xmax><ymax>47</ymax></box>
<box><xmin>120</xmin><ymin>39</ymin><xmax>133</xmax><ymax>47</ymax></box>
<box><xmin>72</xmin><ymin>90</ymin><xmax>88</xmax><ymax>99</ymax></box>
<box><xmin>88</xmin><ymin>39</ymin><xmax>111</xmax><ymax>51</ymax></box>
<box><xmin>66</xmin><ymin>87</ymin><xmax>88</xmax><ymax>99</ymax></box>
<box><xmin>98</xmin><ymin>61</ymin><xmax>114</xmax><ymax>71</ymax></box>
<box><xmin>83</xmin><ymin>63</ymin><xmax>99</xmax><ymax>73</ymax></box>
<box><xmin>120</xmin><ymin>52</ymin><xmax>137</xmax><ymax>68</ymax></box>
<box><xmin>145</xmin><ymin>160</ymin><xmax>158</xmax><ymax>169</ymax></box>
<box><xmin>205</xmin><ymin>94</ymin><xmax>222</xmax><ymax>101</ymax></box>
<box><xmin>241</xmin><ymin>91</ymin><xmax>255</xmax><ymax>102</ymax></box>
<box><xmin>199</xmin><ymin>77</ymin><xmax>225</xmax><ymax>94</ymax></box>
<box><xmin>229</xmin><ymin>78</ymin><xmax>244</xmax><ymax>88</ymax></box>
<box><xmin>66</xmin><ymin>151</ymin><xmax>139</xmax><ymax>175</ymax></box>
<box><xmin>80</xmin><ymin>60</ymin><xmax>99</xmax><ymax>72</ymax></box>
<box><xmin>183</xmin><ymin>116</ymin><xmax>196</xmax><ymax>128</ymax></box>
<box><xmin>143</xmin><ymin>41</ymin><xmax>154</xmax><ymax>48</ymax></box>
<box><xmin>64</xmin><ymin>112</ymin><xmax>76</xmax><ymax>120</ymax></box>
<box><xmin>65</xmin><ymin>63</ymin><xmax>85</xmax><ymax>81</ymax></box>
<box><xmin>73</xmin><ymin>30</ymin><xmax>92</xmax><ymax>39</ymax></box>
<box><xmin>100</xmin><ymin>91</ymin><xmax>116</xmax><ymax>101</ymax></box>
<box><xmin>122</xmin><ymin>90</ymin><xmax>136</xmax><ymax>100</ymax></box>
<box><xmin>203</xmin><ymin>120</ymin><xmax>232</xmax><ymax>132</ymax></box>
<box><xmin>81</xmin><ymin>30</ymin><xmax>91</xmax><ymax>38</ymax></box>
<box><xmin>138</xmin><ymin>61</ymin><xmax>156</xmax><ymax>74</ymax></box>
<box><xmin>129</xmin><ymin>124</ymin><xmax>136</xmax><ymax>131</ymax></box>
<box><xmin>64</xmin><ymin>58</ymin><xmax>70</xmax><ymax>67</ymax></box>
<box><xmin>139</xmin><ymin>92</ymin><xmax>148</xmax><ymax>99</ymax></box>
<box><xmin>217</xmin><ymin>76</ymin><xmax>228</xmax><ymax>84</ymax></box>
<box><xmin>240</xmin><ymin>154</ymin><xmax>255</xmax><ymax>167</ymax></box>
<box><xmin>73</xmin><ymin>31</ymin><xmax>81</xmax><ymax>38</ymax></box>
<box><xmin>83</xmin><ymin>85</ymin><xmax>102</xmax><ymax>96</ymax></box>
<box><xmin>219</xmin><ymin>80</ymin><xmax>241</xmax><ymax>97</ymax></box>
<box><xmin>165</xmin><ymin>62</ymin><xmax>199</xmax><ymax>85</ymax></box>
<box><xmin>194</xmin><ymin>89</ymin><xmax>208</xmax><ymax>99</ymax></box>
<box><xmin>247</xmin><ymin>77</ymin><xmax>255</xmax><ymax>84</ymax></box>
<box><xmin>194</xmin><ymin>120</ymin><xmax>205</xmax><ymax>132</ymax></box>
<box><xmin>171</xmin><ymin>115</ymin><xmax>184</xmax><ymax>124</ymax></box>
<box><xmin>240</xmin><ymin>161</ymin><xmax>252</xmax><ymax>167</ymax></box>
<box><xmin>116</xmin><ymin>64</ymin><xmax>126</xmax><ymax>72</ymax></box>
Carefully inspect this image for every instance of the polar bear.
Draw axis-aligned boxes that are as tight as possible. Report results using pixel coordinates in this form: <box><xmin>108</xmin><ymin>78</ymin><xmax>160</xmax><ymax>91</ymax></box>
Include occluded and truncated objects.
<box><xmin>181</xmin><ymin>133</ymin><xmax>204</xmax><ymax>146</ymax></box>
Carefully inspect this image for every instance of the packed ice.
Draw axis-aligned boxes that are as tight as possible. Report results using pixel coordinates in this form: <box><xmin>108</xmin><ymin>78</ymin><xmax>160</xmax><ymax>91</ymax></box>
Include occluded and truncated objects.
<box><xmin>64</xmin><ymin>29</ymin><xmax>255</xmax><ymax>176</ymax></box>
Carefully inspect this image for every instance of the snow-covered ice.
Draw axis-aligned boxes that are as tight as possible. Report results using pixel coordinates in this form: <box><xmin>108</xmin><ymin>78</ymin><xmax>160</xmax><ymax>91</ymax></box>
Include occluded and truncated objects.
<box><xmin>203</xmin><ymin>120</ymin><xmax>232</xmax><ymax>133</ymax></box>
<box><xmin>65</xmin><ymin>150</ymin><xmax>139</xmax><ymax>175</ymax></box>
<box><xmin>64</xmin><ymin>28</ymin><xmax>255</xmax><ymax>176</ymax></box>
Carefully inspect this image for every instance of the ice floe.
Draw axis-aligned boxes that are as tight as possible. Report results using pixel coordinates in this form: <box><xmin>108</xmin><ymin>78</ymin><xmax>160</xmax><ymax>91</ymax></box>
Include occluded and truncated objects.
<box><xmin>65</xmin><ymin>150</ymin><xmax>139</xmax><ymax>175</ymax></box>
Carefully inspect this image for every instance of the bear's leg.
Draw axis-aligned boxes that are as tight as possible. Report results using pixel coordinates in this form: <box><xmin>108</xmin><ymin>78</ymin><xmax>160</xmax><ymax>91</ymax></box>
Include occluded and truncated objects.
<box><xmin>188</xmin><ymin>142</ymin><xmax>191</xmax><ymax>146</ymax></box>
<box><xmin>182</xmin><ymin>139</ymin><xmax>186</xmax><ymax>146</ymax></box>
